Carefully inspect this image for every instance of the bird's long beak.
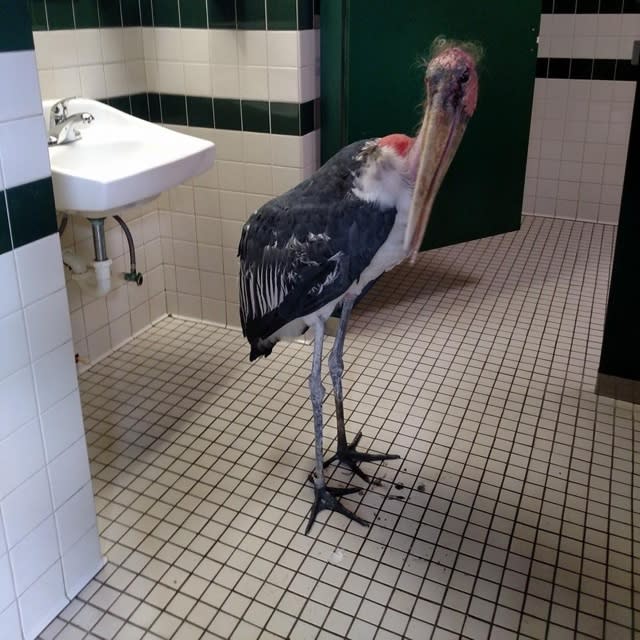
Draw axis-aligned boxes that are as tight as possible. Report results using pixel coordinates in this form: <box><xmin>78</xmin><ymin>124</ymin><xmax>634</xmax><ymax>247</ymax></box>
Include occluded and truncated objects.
<box><xmin>403</xmin><ymin>94</ymin><xmax>470</xmax><ymax>263</ymax></box>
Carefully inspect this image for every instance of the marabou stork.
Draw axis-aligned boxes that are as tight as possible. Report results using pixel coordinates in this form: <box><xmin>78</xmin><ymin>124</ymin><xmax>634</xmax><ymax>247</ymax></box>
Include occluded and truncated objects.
<box><xmin>238</xmin><ymin>39</ymin><xmax>480</xmax><ymax>533</ymax></box>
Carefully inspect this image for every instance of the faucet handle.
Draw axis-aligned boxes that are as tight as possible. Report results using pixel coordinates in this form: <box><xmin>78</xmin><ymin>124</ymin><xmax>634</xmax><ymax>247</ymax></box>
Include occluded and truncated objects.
<box><xmin>50</xmin><ymin>97</ymin><xmax>75</xmax><ymax>126</ymax></box>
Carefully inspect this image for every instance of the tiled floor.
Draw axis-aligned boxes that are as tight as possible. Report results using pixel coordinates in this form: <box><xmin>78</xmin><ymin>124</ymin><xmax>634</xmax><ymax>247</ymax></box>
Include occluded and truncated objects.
<box><xmin>40</xmin><ymin>216</ymin><xmax>638</xmax><ymax>640</ymax></box>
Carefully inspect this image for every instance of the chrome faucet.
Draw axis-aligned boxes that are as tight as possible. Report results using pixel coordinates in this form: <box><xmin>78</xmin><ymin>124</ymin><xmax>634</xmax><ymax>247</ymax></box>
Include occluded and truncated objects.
<box><xmin>48</xmin><ymin>98</ymin><xmax>94</xmax><ymax>146</ymax></box>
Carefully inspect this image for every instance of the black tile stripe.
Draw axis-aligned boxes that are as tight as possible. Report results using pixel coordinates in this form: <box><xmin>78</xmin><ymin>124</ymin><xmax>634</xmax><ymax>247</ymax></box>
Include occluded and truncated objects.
<box><xmin>30</xmin><ymin>0</ymin><xmax>317</xmax><ymax>30</ymax></box>
<box><xmin>535</xmin><ymin>57</ymin><xmax>639</xmax><ymax>80</ymax></box>
<box><xmin>0</xmin><ymin>178</ymin><xmax>58</xmax><ymax>256</ymax></box>
<box><xmin>0</xmin><ymin>191</ymin><xmax>10</xmax><ymax>256</ymax></box>
<box><xmin>103</xmin><ymin>92</ymin><xmax>318</xmax><ymax>135</ymax></box>
<box><xmin>542</xmin><ymin>0</ymin><xmax>640</xmax><ymax>11</ymax></box>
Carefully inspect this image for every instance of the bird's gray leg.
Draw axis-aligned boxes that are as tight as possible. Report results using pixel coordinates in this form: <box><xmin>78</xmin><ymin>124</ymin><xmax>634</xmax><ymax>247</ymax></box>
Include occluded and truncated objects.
<box><xmin>305</xmin><ymin>320</ymin><xmax>367</xmax><ymax>534</ymax></box>
<box><xmin>324</xmin><ymin>296</ymin><xmax>400</xmax><ymax>482</ymax></box>
<box><xmin>309</xmin><ymin>320</ymin><xmax>327</xmax><ymax>484</ymax></box>
<box><xmin>328</xmin><ymin>295</ymin><xmax>355</xmax><ymax>452</ymax></box>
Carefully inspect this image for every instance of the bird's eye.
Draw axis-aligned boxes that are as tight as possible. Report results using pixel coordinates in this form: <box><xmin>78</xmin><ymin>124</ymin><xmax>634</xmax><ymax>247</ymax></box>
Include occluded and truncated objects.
<box><xmin>460</xmin><ymin>69</ymin><xmax>470</xmax><ymax>83</ymax></box>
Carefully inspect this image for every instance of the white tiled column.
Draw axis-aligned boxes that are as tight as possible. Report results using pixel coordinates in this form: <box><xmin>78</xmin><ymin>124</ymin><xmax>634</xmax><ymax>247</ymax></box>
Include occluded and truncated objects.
<box><xmin>0</xmin><ymin>38</ymin><xmax>104</xmax><ymax>640</ymax></box>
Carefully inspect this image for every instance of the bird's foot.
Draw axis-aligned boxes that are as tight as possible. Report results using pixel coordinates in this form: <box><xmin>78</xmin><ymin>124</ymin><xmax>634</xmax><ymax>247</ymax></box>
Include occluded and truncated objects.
<box><xmin>305</xmin><ymin>479</ymin><xmax>367</xmax><ymax>535</ymax></box>
<box><xmin>324</xmin><ymin>431</ymin><xmax>400</xmax><ymax>482</ymax></box>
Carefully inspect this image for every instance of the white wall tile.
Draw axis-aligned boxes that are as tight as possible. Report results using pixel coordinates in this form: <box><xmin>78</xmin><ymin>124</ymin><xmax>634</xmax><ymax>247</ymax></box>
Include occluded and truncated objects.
<box><xmin>131</xmin><ymin>302</ymin><xmax>151</xmax><ymax>334</ymax></box>
<box><xmin>238</xmin><ymin>31</ymin><xmax>267</xmax><ymax>66</ymax></box>
<box><xmin>196</xmin><ymin>216</ymin><xmax>221</xmax><ymax>245</ymax></box>
<box><xmin>34</xmin><ymin>30</ymin><xmax>78</xmax><ymax>70</ymax></box>
<box><xmin>210</xmin><ymin>30</ymin><xmax>238</xmax><ymax>65</ymax></box>
<box><xmin>242</xmin><ymin>131</ymin><xmax>272</xmax><ymax>164</ymax></box>
<box><xmin>217</xmin><ymin>161</ymin><xmax>246</xmax><ymax>192</ymax></box>
<box><xmin>155</xmin><ymin>27</ymin><xmax>182</xmax><ymax>61</ymax></box>
<box><xmin>109</xmin><ymin>313</ymin><xmax>132</xmax><ymax>347</ymax></box>
<box><xmin>0</xmin><ymin>311</ymin><xmax>29</xmax><ymax>380</ymax></box>
<box><xmin>177</xmin><ymin>293</ymin><xmax>201</xmax><ymax>318</ymax></box>
<box><xmin>104</xmin><ymin>62</ymin><xmax>130</xmax><ymax>96</ymax></box>
<box><xmin>14</xmin><ymin>234</ymin><xmax>66</xmax><ymax>307</ymax></box>
<box><xmin>0</xmin><ymin>115</ymin><xmax>50</xmax><ymax>189</ymax></box>
<box><xmin>87</xmin><ymin>326</ymin><xmax>111</xmax><ymax>362</ymax></box>
<box><xmin>24</xmin><ymin>289</ymin><xmax>72</xmax><ymax>362</ymax></box>
<box><xmin>299</xmin><ymin>31</ymin><xmax>315</xmax><ymax>68</ymax></box>
<box><xmin>123</xmin><ymin>27</ymin><xmax>144</xmax><ymax>60</ymax></box>
<box><xmin>239</xmin><ymin>66</ymin><xmax>268</xmax><ymax>100</ymax></box>
<box><xmin>0</xmin><ymin>601</ymin><xmax>21</xmax><ymax>640</ymax></box>
<box><xmin>271</xmin><ymin>135</ymin><xmax>303</xmax><ymax>167</ymax></box>
<box><xmin>48</xmin><ymin>438</ymin><xmax>91</xmax><ymax>510</ymax></box>
<box><xmin>185</xmin><ymin>63</ymin><xmax>212</xmax><ymax>96</ymax></box>
<box><xmin>9</xmin><ymin>513</ymin><xmax>59</xmax><ymax>596</ymax></box>
<box><xmin>0</xmin><ymin>511</ymin><xmax>6</xmax><ymax>556</ymax></box>
<box><xmin>53</xmin><ymin>67</ymin><xmax>83</xmax><ymax>98</ymax></box>
<box><xmin>0</xmin><ymin>367</ymin><xmax>37</xmax><ymax>442</ymax></box>
<box><xmin>599</xmin><ymin>203</ymin><xmax>620</xmax><ymax>224</ymax></box>
<box><xmin>244</xmin><ymin>164</ymin><xmax>273</xmax><ymax>195</ymax></box>
<box><xmin>74</xmin><ymin>29</ymin><xmax>103</xmax><ymax>66</ymax></box>
<box><xmin>54</xmin><ymin>482</ymin><xmax>96</xmax><ymax>553</ymax></box>
<box><xmin>268</xmin><ymin>67</ymin><xmax>300</xmax><ymax>102</ymax></box>
<box><xmin>197</xmin><ymin>244</ymin><xmax>223</xmax><ymax>273</ymax></box>
<box><xmin>272</xmin><ymin>166</ymin><xmax>302</xmax><ymax>195</ymax></box>
<box><xmin>211</xmin><ymin>130</ymin><xmax>243</xmax><ymax>161</ymax></box>
<box><xmin>219</xmin><ymin>191</ymin><xmax>247</xmax><ymax>222</ymax></box>
<box><xmin>37</xmin><ymin>68</ymin><xmax>57</xmax><ymax>103</ymax></box>
<box><xmin>18</xmin><ymin>560</ymin><xmax>67</xmax><ymax>640</ymax></box>
<box><xmin>175</xmin><ymin>267</ymin><xmax>201</xmax><ymax>296</ymax></box>
<box><xmin>61</xmin><ymin>526</ymin><xmax>102</xmax><ymax>599</ymax></box>
<box><xmin>142</xmin><ymin>26</ymin><xmax>157</xmax><ymax>59</ymax></box>
<box><xmin>157</xmin><ymin>61</ymin><xmax>186</xmax><ymax>94</ymax></box>
<box><xmin>100</xmin><ymin>28</ymin><xmax>125</xmax><ymax>63</ymax></box>
<box><xmin>0</xmin><ymin>51</ymin><xmax>43</xmax><ymax>124</ymax></box>
<box><xmin>0</xmin><ymin>553</ymin><xmax>15</xmax><ymax>612</ymax></box>
<box><xmin>0</xmin><ymin>418</ymin><xmax>45</xmax><ymax>501</ymax></box>
<box><xmin>1</xmin><ymin>468</ymin><xmax>53</xmax><ymax>549</ymax></box>
<box><xmin>0</xmin><ymin>253</ymin><xmax>21</xmax><ymax>320</ymax></box>
<box><xmin>212</xmin><ymin>64</ymin><xmax>239</xmax><ymax>98</ymax></box>
<box><xmin>267</xmin><ymin>31</ymin><xmax>298</xmax><ymax>67</ymax></box>
<box><xmin>40</xmin><ymin>390</ymin><xmax>84</xmax><ymax>463</ymax></box>
<box><xmin>149</xmin><ymin>292</ymin><xmax>167</xmax><ymax>322</ymax></box>
<box><xmin>202</xmin><ymin>298</ymin><xmax>226</xmax><ymax>325</ymax></box>
<box><xmin>181</xmin><ymin>28</ymin><xmax>209</xmax><ymax>63</ymax></box>
<box><xmin>82</xmin><ymin>297</ymin><xmax>109</xmax><ymax>335</ymax></box>
<box><xmin>32</xmin><ymin>341</ymin><xmax>77</xmax><ymax>413</ymax></box>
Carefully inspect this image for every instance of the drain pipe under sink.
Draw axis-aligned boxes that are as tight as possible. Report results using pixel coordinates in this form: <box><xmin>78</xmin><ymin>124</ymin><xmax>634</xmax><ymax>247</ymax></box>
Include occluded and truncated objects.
<box><xmin>89</xmin><ymin>218</ymin><xmax>112</xmax><ymax>296</ymax></box>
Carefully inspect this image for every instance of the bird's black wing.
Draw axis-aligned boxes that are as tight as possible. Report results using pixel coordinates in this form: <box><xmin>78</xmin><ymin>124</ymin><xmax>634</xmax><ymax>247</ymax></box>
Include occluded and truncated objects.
<box><xmin>238</xmin><ymin>140</ymin><xmax>397</xmax><ymax>351</ymax></box>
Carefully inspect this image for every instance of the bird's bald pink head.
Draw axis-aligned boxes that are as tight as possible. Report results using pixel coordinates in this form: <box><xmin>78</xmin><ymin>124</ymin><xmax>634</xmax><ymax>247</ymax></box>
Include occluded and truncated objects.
<box><xmin>424</xmin><ymin>39</ymin><xmax>482</xmax><ymax>118</ymax></box>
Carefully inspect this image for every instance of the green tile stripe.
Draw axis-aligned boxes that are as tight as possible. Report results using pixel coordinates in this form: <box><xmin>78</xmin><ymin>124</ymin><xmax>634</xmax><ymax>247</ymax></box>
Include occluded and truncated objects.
<box><xmin>0</xmin><ymin>192</ymin><xmax>10</xmax><ymax>255</ymax></box>
<box><xmin>31</xmin><ymin>0</ymin><xmax>315</xmax><ymax>30</ymax></box>
<box><xmin>104</xmin><ymin>92</ymin><xmax>317</xmax><ymax>135</ymax></box>
<box><xmin>0</xmin><ymin>2</ymin><xmax>34</xmax><ymax>51</ymax></box>
<box><xmin>0</xmin><ymin>178</ymin><xmax>58</xmax><ymax>256</ymax></box>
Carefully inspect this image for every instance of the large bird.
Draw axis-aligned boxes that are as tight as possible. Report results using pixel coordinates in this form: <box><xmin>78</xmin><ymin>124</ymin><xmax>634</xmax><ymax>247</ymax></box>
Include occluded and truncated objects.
<box><xmin>238</xmin><ymin>39</ymin><xmax>480</xmax><ymax>533</ymax></box>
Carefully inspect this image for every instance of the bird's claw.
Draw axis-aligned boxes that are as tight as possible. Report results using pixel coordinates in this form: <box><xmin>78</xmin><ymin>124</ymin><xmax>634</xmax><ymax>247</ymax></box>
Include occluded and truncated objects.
<box><xmin>305</xmin><ymin>481</ymin><xmax>368</xmax><ymax>534</ymax></box>
<box><xmin>323</xmin><ymin>431</ymin><xmax>400</xmax><ymax>482</ymax></box>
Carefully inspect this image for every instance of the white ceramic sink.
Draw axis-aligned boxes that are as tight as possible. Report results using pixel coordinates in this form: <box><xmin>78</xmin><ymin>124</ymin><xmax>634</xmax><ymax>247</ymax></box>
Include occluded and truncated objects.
<box><xmin>44</xmin><ymin>98</ymin><xmax>215</xmax><ymax>216</ymax></box>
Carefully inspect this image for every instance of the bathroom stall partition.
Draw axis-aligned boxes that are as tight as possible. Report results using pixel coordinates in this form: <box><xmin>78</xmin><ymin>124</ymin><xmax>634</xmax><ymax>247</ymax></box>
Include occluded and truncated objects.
<box><xmin>321</xmin><ymin>0</ymin><xmax>541</xmax><ymax>250</ymax></box>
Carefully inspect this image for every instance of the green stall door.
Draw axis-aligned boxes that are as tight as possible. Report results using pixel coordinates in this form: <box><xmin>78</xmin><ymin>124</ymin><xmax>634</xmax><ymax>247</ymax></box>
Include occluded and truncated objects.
<box><xmin>321</xmin><ymin>1</ymin><xmax>540</xmax><ymax>250</ymax></box>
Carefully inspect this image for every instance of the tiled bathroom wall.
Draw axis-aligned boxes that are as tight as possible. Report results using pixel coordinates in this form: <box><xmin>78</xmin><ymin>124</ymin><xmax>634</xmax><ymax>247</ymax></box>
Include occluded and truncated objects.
<box><xmin>525</xmin><ymin>2</ymin><xmax>639</xmax><ymax>223</ymax></box>
<box><xmin>0</xmin><ymin>5</ymin><xmax>103</xmax><ymax>639</ymax></box>
<box><xmin>30</xmin><ymin>0</ymin><xmax>320</xmax><ymax>363</ymax></box>
<box><xmin>30</xmin><ymin>1</ymin><xmax>637</xmax><ymax>362</ymax></box>
<box><xmin>31</xmin><ymin>1</ymin><xmax>165</xmax><ymax>368</ymax></box>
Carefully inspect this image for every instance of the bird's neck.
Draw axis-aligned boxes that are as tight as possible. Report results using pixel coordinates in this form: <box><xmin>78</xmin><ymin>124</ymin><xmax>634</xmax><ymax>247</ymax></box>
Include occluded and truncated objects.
<box><xmin>378</xmin><ymin>133</ymin><xmax>420</xmax><ymax>185</ymax></box>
